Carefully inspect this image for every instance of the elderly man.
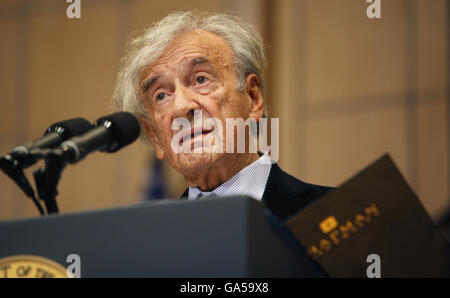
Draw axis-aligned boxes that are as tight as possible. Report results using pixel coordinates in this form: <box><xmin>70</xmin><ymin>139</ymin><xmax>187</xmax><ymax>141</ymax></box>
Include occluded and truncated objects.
<box><xmin>112</xmin><ymin>11</ymin><xmax>331</xmax><ymax>222</ymax></box>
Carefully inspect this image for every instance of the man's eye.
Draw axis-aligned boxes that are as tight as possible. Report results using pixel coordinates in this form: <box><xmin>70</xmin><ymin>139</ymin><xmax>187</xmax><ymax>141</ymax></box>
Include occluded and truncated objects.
<box><xmin>195</xmin><ymin>76</ymin><xmax>208</xmax><ymax>85</ymax></box>
<box><xmin>156</xmin><ymin>93</ymin><xmax>167</xmax><ymax>101</ymax></box>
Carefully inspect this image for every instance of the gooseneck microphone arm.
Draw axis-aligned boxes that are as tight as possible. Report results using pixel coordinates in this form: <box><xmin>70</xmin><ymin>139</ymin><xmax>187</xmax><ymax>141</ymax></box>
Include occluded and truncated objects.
<box><xmin>0</xmin><ymin>117</ymin><xmax>93</xmax><ymax>215</ymax></box>
<box><xmin>33</xmin><ymin>148</ymin><xmax>68</xmax><ymax>214</ymax></box>
<box><xmin>0</xmin><ymin>113</ymin><xmax>139</xmax><ymax>216</ymax></box>
<box><xmin>29</xmin><ymin>122</ymin><xmax>113</xmax><ymax>214</ymax></box>
<box><xmin>0</xmin><ymin>154</ymin><xmax>45</xmax><ymax>215</ymax></box>
<box><xmin>31</xmin><ymin>112</ymin><xmax>140</xmax><ymax>215</ymax></box>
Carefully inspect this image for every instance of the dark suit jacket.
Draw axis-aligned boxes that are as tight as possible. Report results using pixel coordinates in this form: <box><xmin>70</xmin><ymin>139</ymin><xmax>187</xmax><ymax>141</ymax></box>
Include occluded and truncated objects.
<box><xmin>180</xmin><ymin>163</ymin><xmax>332</xmax><ymax>222</ymax></box>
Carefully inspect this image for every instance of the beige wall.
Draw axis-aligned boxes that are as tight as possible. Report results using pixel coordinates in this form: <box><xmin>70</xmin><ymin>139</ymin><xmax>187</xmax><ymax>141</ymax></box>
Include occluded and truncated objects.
<box><xmin>0</xmin><ymin>0</ymin><xmax>448</xmax><ymax>221</ymax></box>
<box><xmin>267</xmin><ymin>0</ymin><xmax>448</xmax><ymax>220</ymax></box>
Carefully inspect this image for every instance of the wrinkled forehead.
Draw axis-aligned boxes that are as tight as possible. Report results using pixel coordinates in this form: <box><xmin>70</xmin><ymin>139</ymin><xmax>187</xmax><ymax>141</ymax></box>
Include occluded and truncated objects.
<box><xmin>140</xmin><ymin>30</ymin><xmax>235</xmax><ymax>80</ymax></box>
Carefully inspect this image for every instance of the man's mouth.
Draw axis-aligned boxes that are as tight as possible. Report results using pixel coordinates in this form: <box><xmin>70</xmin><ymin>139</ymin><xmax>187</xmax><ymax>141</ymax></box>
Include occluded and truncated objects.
<box><xmin>178</xmin><ymin>127</ymin><xmax>214</xmax><ymax>145</ymax></box>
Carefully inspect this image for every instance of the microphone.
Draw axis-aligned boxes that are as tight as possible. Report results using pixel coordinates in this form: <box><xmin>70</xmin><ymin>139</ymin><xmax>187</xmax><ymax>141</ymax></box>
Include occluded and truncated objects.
<box><xmin>0</xmin><ymin>117</ymin><xmax>93</xmax><ymax>215</ymax></box>
<box><xmin>12</xmin><ymin>118</ymin><xmax>93</xmax><ymax>155</ymax></box>
<box><xmin>58</xmin><ymin>112</ymin><xmax>140</xmax><ymax>163</ymax></box>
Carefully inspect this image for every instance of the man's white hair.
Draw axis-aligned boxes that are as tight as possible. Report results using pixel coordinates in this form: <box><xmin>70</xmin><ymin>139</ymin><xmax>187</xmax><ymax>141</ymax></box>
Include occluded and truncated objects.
<box><xmin>111</xmin><ymin>10</ymin><xmax>267</xmax><ymax>140</ymax></box>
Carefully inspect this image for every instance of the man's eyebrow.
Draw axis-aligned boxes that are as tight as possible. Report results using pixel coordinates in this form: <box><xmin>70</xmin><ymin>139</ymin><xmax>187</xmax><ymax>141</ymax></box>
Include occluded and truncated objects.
<box><xmin>141</xmin><ymin>56</ymin><xmax>210</xmax><ymax>93</ymax></box>
<box><xmin>189</xmin><ymin>56</ymin><xmax>217</xmax><ymax>74</ymax></box>
<box><xmin>141</xmin><ymin>75</ymin><xmax>159</xmax><ymax>93</ymax></box>
<box><xmin>190</xmin><ymin>56</ymin><xmax>209</xmax><ymax>65</ymax></box>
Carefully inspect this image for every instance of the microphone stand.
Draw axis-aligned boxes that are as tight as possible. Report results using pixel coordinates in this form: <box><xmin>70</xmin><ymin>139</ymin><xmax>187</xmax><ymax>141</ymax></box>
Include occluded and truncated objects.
<box><xmin>0</xmin><ymin>154</ymin><xmax>45</xmax><ymax>215</ymax></box>
<box><xmin>1</xmin><ymin>147</ymin><xmax>68</xmax><ymax>215</ymax></box>
<box><xmin>33</xmin><ymin>148</ymin><xmax>67</xmax><ymax>215</ymax></box>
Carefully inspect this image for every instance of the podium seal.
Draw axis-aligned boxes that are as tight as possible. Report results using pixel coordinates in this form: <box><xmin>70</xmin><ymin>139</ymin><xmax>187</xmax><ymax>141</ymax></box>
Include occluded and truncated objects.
<box><xmin>0</xmin><ymin>255</ymin><xmax>71</xmax><ymax>278</ymax></box>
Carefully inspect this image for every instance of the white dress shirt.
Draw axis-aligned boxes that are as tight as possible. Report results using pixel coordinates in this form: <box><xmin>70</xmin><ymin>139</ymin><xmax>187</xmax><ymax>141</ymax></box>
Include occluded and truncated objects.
<box><xmin>188</xmin><ymin>152</ymin><xmax>272</xmax><ymax>201</ymax></box>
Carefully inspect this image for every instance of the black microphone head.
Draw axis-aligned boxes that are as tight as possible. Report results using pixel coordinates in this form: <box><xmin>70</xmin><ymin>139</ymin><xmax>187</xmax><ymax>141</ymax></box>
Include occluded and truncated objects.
<box><xmin>46</xmin><ymin>118</ymin><xmax>93</xmax><ymax>140</ymax></box>
<box><xmin>95</xmin><ymin>112</ymin><xmax>141</xmax><ymax>153</ymax></box>
<box><xmin>12</xmin><ymin>117</ymin><xmax>94</xmax><ymax>155</ymax></box>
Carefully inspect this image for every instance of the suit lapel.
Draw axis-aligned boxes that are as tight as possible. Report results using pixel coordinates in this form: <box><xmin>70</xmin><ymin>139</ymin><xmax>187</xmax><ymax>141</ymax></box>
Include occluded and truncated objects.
<box><xmin>261</xmin><ymin>163</ymin><xmax>303</xmax><ymax>221</ymax></box>
<box><xmin>262</xmin><ymin>163</ymin><xmax>332</xmax><ymax>222</ymax></box>
<box><xmin>180</xmin><ymin>188</ymin><xmax>189</xmax><ymax>199</ymax></box>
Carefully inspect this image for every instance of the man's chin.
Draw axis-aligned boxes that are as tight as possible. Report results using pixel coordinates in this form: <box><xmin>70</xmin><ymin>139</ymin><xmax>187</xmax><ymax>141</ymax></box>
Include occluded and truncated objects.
<box><xmin>172</xmin><ymin>151</ymin><xmax>224</xmax><ymax>173</ymax></box>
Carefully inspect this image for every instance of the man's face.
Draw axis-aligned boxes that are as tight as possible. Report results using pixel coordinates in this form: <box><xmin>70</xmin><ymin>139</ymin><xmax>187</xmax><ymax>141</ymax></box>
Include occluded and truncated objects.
<box><xmin>140</xmin><ymin>30</ymin><xmax>261</xmax><ymax>177</ymax></box>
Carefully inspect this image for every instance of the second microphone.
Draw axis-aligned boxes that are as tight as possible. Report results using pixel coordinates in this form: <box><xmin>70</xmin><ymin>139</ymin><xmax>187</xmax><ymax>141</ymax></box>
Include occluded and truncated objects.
<box><xmin>56</xmin><ymin>112</ymin><xmax>141</xmax><ymax>163</ymax></box>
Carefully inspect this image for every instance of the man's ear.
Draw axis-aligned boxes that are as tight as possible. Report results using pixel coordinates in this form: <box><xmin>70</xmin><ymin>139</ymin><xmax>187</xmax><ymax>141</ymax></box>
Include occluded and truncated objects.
<box><xmin>141</xmin><ymin>117</ymin><xmax>165</xmax><ymax>160</ymax></box>
<box><xmin>245</xmin><ymin>74</ymin><xmax>264</xmax><ymax>121</ymax></box>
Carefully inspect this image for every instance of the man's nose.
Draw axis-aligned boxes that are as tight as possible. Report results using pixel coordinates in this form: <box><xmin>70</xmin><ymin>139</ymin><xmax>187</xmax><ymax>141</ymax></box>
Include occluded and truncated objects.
<box><xmin>171</xmin><ymin>85</ymin><xmax>200</xmax><ymax>119</ymax></box>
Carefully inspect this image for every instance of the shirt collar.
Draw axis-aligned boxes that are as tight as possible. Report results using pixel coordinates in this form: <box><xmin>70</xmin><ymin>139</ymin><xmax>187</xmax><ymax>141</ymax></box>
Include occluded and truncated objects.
<box><xmin>188</xmin><ymin>152</ymin><xmax>272</xmax><ymax>201</ymax></box>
